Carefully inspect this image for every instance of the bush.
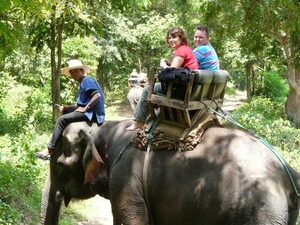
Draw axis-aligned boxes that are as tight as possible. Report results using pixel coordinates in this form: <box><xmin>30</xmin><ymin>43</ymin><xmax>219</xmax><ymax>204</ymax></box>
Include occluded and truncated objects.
<box><xmin>255</xmin><ymin>71</ymin><xmax>288</xmax><ymax>103</ymax></box>
<box><xmin>0</xmin><ymin>130</ymin><xmax>49</xmax><ymax>224</ymax></box>
<box><xmin>0</xmin><ymin>79</ymin><xmax>51</xmax><ymax>224</ymax></box>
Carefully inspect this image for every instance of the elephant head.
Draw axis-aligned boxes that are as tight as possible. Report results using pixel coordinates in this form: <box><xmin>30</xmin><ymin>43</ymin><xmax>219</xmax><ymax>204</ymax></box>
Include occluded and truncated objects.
<box><xmin>40</xmin><ymin>122</ymin><xmax>108</xmax><ymax>225</ymax></box>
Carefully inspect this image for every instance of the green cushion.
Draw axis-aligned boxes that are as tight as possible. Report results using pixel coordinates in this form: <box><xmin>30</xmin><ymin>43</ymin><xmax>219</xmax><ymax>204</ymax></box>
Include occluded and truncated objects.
<box><xmin>191</xmin><ymin>70</ymin><xmax>230</xmax><ymax>100</ymax></box>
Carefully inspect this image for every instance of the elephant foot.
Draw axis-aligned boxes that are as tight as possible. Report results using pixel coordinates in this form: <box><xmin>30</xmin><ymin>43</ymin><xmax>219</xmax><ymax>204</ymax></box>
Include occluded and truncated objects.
<box><xmin>126</xmin><ymin>121</ymin><xmax>144</xmax><ymax>131</ymax></box>
<box><xmin>34</xmin><ymin>147</ymin><xmax>54</xmax><ymax>160</ymax></box>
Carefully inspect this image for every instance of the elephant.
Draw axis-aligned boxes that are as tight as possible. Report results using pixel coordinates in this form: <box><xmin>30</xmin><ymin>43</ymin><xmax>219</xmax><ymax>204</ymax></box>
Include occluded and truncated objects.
<box><xmin>127</xmin><ymin>86</ymin><xmax>143</xmax><ymax>112</ymax></box>
<box><xmin>40</xmin><ymin>119</ymin><xmax>300</xmax><ymax>225</ymax></box>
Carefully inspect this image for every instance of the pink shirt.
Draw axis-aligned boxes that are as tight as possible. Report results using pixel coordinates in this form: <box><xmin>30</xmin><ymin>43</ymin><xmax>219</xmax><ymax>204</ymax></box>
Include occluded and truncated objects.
<box><xmin>174</xmin><ymin>45</ymin><xmax>199</xmax><ymax>70</ymax></box>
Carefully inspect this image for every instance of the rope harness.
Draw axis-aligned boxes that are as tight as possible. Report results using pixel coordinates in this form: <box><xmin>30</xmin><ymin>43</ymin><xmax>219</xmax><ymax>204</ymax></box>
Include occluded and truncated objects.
<box><xmin>142</xmin><ymin>116</ymin><xmax>160</xmax><ymax>225</ymax></box>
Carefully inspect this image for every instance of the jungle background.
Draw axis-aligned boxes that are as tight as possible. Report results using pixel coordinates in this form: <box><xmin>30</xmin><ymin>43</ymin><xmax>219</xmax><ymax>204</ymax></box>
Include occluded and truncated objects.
<box><xmin>1</xmin><ymin>0</ymin><xmax>300</xmax><ymax>224</ymax></box>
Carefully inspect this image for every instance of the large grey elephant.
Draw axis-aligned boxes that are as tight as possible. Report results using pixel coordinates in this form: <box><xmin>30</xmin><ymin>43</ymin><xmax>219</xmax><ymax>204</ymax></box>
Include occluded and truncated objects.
<box><xmin>127</xmin><ymin>86</ymin><xmax>143</xmax><ymax>112</ymax></box>
<box><xmin>41</xmin><ymin>120</ymin><xmax>300</xmax><ymax>225</ymax></box>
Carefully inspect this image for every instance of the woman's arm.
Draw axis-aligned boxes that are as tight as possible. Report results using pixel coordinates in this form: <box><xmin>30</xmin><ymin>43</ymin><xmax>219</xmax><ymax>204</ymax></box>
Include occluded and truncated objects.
<box><xmin>170</xmin><ymin>56</ymin><xmax>184</xmax><ymax>68</ymax></box>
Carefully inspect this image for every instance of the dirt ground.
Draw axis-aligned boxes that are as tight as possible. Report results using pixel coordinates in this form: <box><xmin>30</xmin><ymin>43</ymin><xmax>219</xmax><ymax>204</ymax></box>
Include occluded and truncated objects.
<box><xmin>70</xmin><ymin>91</ymin><xmax>247</xmax><ymax>225</ymax></box>
<box><xmin>76</xmin><ymin>196</ymin><xmax>113</xmax><ymax>225</ymax></box>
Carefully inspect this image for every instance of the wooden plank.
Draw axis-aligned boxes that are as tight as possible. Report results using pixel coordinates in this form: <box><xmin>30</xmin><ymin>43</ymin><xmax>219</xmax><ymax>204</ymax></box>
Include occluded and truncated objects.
<box><xmin>198</xmin><ymin>85</ymin><xmax>205</xmax><ymax>100</ymax></box>
<box><xmin>167</xmin><ymin>107</ymin><xmax>174</xmax><ymax>121</ymax></box>
<box><xmin>156</xmin><ymin>121</ymin><xmax>185</xmax><ymax>137</ymax></box>
<box><xmin>146</xmin><ymin>69</ymin><xmax>159</xmax><ymax>119</ymax></box>
<box><xmin>159</xmin><ymin>105</ymin><xmax>166</xmax><ymax>120</ymax></box>
<box><xmin>183</xmin><ymin>74</ymin><xmax>194</xmax><ymax>107</ymax></box>
<box><xmin>182</xmin><ymin>110</ymin><xmax>191</xmax><ymax>127</ymax></box>
<box><xmin>149</xmin><ymin>94</ymin><xmax>223</xmax><ymax>110</ymax></box>
<box><xmin>208</xmin><ymin>83</ymin><xmax>216</xmax><ymax>100</ymax></box>
<box><xmin>176</xmin><ymin>108</ymin><xmax>183</xmax><ymax>124</ymax></box>
<box><xmin>190</xmin><ymin>108</ymin><xmax>206</xmax><ymax>128</ymax></box>
<box><xmin>166</xmin><ymin>82</ymin><xmax>173</xmax><ymax>99</ymax></box>
<box><xmin>146</xmin><ymin>70</ymin><xmax>156</xmax><ymax>102</ymax></box>
<box><xmin>147</xmin><ymin>102</ymin><xmax>156</xmax><ymax>119</ymax></box>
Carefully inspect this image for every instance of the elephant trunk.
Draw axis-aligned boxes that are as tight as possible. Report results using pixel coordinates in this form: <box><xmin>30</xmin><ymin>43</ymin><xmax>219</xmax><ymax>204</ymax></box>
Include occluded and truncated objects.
<box><xmin>40</xmin><ymin>171</ymin><xmax>63</xmax><ymax>225</ymax></box>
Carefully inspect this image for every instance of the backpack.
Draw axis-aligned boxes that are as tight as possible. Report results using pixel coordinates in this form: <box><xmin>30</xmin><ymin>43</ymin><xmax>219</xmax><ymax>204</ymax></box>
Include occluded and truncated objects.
<box><xmin>158</xmin><ymin>67</ymin><xmax>192</xmax><ymax>99</ymax></box>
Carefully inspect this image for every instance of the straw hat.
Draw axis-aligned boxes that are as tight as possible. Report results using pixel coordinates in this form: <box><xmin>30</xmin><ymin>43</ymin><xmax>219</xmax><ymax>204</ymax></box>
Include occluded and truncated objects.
<box><xmin>62</xmin><ymin>59</ymin><xmax>90</xmax><ymax>76</ymax></box>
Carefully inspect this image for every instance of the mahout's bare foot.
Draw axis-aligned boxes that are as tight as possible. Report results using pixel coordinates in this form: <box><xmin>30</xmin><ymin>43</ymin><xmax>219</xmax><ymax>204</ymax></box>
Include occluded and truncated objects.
<box><xmin>34</xmin><ymin>147</ymin><xmax>54</xmax><ymax>160</ymax></box>
<box><xmin>126</xmin><ymin>121</ymin><xmax>144</xmax><ymax>131</ymax></box>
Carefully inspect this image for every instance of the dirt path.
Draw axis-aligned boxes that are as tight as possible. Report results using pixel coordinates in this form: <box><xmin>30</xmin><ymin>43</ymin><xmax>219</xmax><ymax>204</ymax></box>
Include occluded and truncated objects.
<box><xmin>76</xmin><ymin>196</ymin><xmax>113</xmax><ymax>225</ymax></box>
<box><xmin>222</xmin><ymin>90</ymin><xmax>247</xmax><ymax>112</ymax></box>
<box><xmin>72</xmin><ymin>91</ymin><xmax>247</xmax><ymax>225</ymax></box>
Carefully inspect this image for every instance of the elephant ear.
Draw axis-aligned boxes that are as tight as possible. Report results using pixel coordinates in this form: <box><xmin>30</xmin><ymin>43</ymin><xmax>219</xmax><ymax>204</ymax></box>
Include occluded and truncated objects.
<box><xmin>84</xmin><ymin>143</ymin><xmax>105</xmax><ymax>184</ymax></box>
<box><xmin>80</xmin><ymin>129</ymin><xmax>106</xmax><ymax>184</ymax></box>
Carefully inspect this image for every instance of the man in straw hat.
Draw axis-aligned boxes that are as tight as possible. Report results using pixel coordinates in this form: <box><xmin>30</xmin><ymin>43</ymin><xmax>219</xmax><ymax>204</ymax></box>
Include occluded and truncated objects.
<box><xmin>35</xmin><ymin>59</ymin><xmax>105</xmax><ymax>160</ymax></box>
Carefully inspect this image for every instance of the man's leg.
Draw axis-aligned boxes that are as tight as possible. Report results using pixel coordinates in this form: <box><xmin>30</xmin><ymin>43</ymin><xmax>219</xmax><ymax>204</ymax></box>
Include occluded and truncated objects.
<box><xmin>35</xmin><ymin>111</ymin><xmax>87</xmax><ymax>160</ymax></box>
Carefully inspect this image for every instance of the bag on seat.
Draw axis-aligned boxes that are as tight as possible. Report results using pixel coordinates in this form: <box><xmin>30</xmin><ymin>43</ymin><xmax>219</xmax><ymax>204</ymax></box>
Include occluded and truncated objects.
<box><xmin>158</xmin><ymin>67</ymin><xmax>192</xmax><ymax>98</ymax></box>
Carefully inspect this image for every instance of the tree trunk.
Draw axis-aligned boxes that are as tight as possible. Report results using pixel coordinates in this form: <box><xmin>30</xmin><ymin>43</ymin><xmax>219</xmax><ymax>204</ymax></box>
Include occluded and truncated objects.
<box><xmin>285</xmin><ymin>73</ymin><xmax>300</xmax><ymax>128</ymax></box>
<box><xmin>50</xmin><ymin>4</ymin><xmax>65</xmax><ymax>122</ymax></box>
<box><xmin>276</xmin><ymin>31</ymin><xmax>300</xmax><ymax>127</ymax></box>
<box><xmin>97</xmin><ymin>58</ymin><xmax>105</xmax><ymax>91</ymax></box>
<box><xmin>251</xmin><ymin>68</ymin><xmax>255</xmax><ymax>96</ymax></box>
<box><xmin>245</xmin><ymin>61</ymin><xmax>252</xmax><ymax>99</ymax></box>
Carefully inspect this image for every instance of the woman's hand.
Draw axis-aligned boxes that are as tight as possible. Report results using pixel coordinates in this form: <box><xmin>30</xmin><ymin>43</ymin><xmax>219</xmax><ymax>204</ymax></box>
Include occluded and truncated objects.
<box><xmin>160</xmin><ymin>59</ymin><xmax>168</xmax><ymax>68</ymax></box>
<box><xmin>165</xmin><ymin>59</ymin><xmax>171</xmax><ymax>66</ymax></box>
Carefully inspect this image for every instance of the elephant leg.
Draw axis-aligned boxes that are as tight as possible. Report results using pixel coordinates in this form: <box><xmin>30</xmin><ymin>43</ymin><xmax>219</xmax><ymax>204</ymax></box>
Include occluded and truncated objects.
<box><xmin>110</xmin><ymin>150</ymin><xmax>149</xmax><ymax>225</ymax></box>
<box><xmin>129</xmin><ymin>101</ymin><xmax>136</xmax><ymax>112</ymax></box>
<box><xmin>110</xmin><ymin>182</ymin><xmax>149</xmax><ymax>225</ymax></box>
<box><xmin>127</xmin><ymin>94</ymin><xmax>136</xmax><ymax>112</ymax></box>
<box><xmin>111</xmin><ymin>199</ymin><xmax>149</xmax><ymax>225</ymax></box>
<box><xmin>127</xmin><ymin>88</ymin><xmax>143</xmax><ymax>112</ymax></box>
<box><xmin>288</xmin><ymin>208</ymin><xmax>299</xmax><ymax>225</ymax></box>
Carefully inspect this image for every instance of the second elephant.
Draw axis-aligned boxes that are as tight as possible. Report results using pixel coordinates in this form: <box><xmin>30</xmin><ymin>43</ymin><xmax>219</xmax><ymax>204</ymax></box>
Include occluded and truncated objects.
<box><xmin>127</xmin><ymin>86</ymin><xmax>143</xmax><ymax>112</ymax></box>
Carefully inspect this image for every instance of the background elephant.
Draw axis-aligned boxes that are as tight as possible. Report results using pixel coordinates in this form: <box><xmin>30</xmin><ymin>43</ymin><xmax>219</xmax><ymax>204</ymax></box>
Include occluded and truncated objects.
<box><xmin>41</xmin><ymin>120</ymin><xmax>300</xmax><ymax>225</ymax></box>
<box><xmin>127</xmin><ymin>86</ymin><xmax>143</xmax><ymax>112</ymax></box>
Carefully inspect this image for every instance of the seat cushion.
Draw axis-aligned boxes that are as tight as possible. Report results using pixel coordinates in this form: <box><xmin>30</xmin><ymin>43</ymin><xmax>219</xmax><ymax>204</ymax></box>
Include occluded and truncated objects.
<box><xmin>192</xmin><ymin>70</ymin><xmax>214</xmax><ymax>84</ymax></box>
<box><xmin>212</xmin><ymin>70</ymin><xmax>230</xmax><ymax>83</ymax></box>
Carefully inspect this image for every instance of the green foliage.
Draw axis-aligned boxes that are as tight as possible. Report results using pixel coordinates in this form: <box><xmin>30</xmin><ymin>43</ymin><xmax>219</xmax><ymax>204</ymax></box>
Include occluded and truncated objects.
<box><xmin>254</xmin><ymin>70</ymin><xmax>288</xmax><ymax>103</ymax></box>
<box><xmin>0</xmin><ymin>130</ymin><xmax>49</xmax><ymax>224</ymax></box>
<box><xmin>3</xmin><ymin>49</ymin><xmax>52</xmax><ymax>88</ymax></box>
<box><xmin>0</xmin><ymin>75</ymin><xmax>51</xmax><ymax>223</ymax></box>
<box><xmin>0</xmin><ymin>75</ymin><xmax>52</xmax><ymax>135</ymax></box>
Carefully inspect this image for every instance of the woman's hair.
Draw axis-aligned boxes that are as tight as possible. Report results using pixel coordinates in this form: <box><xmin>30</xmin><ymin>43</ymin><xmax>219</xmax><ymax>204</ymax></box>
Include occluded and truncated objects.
<box><xmin>166</xmin><ymin>27</ymin><xmax>188</xmax><ymax>47</ymax></box>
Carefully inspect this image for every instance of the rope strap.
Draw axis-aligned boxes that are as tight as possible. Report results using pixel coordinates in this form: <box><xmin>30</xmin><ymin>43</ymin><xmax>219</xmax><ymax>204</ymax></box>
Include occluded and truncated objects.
<box><xmin>142</xmin><ymin>116</ymin><xmax>161</xmax><ymax>225</ymax></box>
<box><xmin>109</xmin><ymin>138</ymin><xmax>134</xmax><ymax>176</ymax></box>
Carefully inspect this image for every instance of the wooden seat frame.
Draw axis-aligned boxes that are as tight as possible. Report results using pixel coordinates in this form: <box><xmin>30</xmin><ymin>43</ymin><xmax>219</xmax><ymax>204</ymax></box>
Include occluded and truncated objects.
<box><xmin>146</xmin><ymin>68</ymin><xmax>229</xmax><ymax>138</ymax></box>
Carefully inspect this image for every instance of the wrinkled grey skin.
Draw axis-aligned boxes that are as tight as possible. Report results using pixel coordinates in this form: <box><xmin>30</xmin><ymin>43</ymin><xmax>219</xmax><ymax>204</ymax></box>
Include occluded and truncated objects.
<box><xmin>127</xmin><ymin>86</ymin><xmax>143</xmax><ymax>112</ymax></box>
<box><xmin>41</xmin><ymin>120</ymin><xmax>300</xmax><ymax>225</ymax></box>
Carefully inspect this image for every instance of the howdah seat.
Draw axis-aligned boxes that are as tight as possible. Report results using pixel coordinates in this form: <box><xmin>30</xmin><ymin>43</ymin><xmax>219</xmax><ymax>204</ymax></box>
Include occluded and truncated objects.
<box><xmin>146</xmin><ymin>69</ymin><xmax>230</xmax><ymax>138</ymax></box>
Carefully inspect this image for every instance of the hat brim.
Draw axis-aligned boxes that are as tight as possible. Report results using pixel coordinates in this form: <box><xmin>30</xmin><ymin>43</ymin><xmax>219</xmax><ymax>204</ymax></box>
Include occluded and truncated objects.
<box><xmin>62</xmin><ymin>65</ymin><xmax>90</xmax><ymax>76</ymax></box>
